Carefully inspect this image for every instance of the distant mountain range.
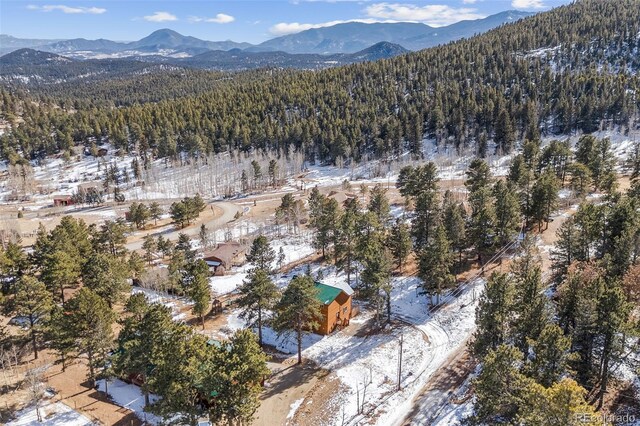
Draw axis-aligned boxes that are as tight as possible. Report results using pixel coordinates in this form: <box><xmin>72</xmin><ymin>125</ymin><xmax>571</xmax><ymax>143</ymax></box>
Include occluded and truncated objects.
<box><xmin>0</xmin><ymin>11</ymin><xmax>533</xmax><ymax>59</ymax></box>
<box><xmin>253</xmin><ymin>11</ymin><xmax>532</xmax><ymax>53</ymax></box>
<box><xmin>0</xmin><ymin>42</ymin><xmax>410</xmax><ymax>83</ymax></box>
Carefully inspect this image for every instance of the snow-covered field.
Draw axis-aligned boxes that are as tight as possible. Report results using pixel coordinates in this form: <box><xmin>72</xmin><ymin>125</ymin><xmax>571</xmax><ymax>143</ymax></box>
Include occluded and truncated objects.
<box><xmin>2</xmin><ymin>130</ymin><xmax>636</xmax><ymax>207</ymax></box>
<box><xmin>8</xmin><ymin>401</ymin><xmax>94</xmax><ymax>426</ymax></box>
<box><xmin>97</xmin><ymin>379</ymin><xmax>161</xmax><ymax>425</ymax></box>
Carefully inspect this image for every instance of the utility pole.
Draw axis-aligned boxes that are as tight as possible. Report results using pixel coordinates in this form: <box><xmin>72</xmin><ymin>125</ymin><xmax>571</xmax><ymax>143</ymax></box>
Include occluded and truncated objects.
<box><xmin>397</xmin><ymin>332</ymin><xmax>404</xmax><ymax>391</ymax></box>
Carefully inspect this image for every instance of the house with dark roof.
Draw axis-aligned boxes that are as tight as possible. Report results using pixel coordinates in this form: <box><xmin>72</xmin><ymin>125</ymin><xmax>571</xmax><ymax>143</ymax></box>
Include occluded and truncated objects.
<box><xmin>202</xmin><ymin>242</ymin><xmax>248</xmax><ymax>276</ymax></box>
<box><xmin>315</xmin><ymin>281</ymin><xmax>353</xmax><ymax>335</ymax></box>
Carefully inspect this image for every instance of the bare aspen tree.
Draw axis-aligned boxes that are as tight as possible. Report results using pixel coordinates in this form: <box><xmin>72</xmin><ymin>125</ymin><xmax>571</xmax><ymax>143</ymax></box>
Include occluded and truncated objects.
<box><xmin>25</xmin><ymin>366</ymin><xmax>47</xmax><ymax>422</ymax></box>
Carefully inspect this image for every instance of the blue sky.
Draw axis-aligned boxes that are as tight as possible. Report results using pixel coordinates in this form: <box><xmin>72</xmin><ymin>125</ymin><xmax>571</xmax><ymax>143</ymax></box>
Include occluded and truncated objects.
<box><xmin>1</xmin><ymin>0</ymin><xmax>571</xmax><ymax>44</ymax></box>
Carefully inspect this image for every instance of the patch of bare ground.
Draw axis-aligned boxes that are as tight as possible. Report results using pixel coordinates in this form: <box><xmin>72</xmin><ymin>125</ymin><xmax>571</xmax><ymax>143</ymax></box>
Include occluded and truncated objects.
<box><xmin>290</xmin><ymin>371</ymin><xmax>341</xmax><ymax>426</ymax></box>
<box><xmin>0</xmin><ymin>347</ymin><xmax>141</xmax><ymax>425</ymax></box>
<box><xmin>44</xmin><ymin>354</ymin><xmax>142</xmax><ymax>425</ymax></box>
<box><xmin>253</xmin><ymin>360</ymin><xmax>329</xmax><ymax>426</ymax></box>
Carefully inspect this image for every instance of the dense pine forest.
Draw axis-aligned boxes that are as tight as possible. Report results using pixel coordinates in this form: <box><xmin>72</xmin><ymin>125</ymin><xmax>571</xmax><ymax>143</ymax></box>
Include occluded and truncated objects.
<box><xmin>1</xmin><ymin>0</ymin><xmax>639</xmax><ymax>164</ymax></box>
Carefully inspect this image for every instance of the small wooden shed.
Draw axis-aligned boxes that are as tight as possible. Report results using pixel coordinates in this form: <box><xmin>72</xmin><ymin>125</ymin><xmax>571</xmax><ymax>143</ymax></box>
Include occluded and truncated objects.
<box><xmin>53</xmin><ymin>196</ymin><xmax>74</xmax><ymax>207</ymax></box>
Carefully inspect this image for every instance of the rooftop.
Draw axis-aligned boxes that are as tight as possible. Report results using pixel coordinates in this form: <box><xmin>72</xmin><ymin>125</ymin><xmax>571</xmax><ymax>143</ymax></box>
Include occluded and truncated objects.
<box><xmin>315</xmin><ymin>281</ymin><xmax>350</xmax><ymax>305</ymax></box>
<box><xmin>203</xmin><ymin>241</ymin><xmax>247</xmax><ymax>264</ymax></box>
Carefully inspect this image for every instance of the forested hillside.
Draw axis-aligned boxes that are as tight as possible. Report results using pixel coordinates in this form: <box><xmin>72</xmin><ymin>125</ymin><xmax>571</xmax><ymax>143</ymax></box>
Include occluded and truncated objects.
<box><xmin>1</xmin><ymin>0</ymin><xmax>639</xmax><ymax>164</ymax></box>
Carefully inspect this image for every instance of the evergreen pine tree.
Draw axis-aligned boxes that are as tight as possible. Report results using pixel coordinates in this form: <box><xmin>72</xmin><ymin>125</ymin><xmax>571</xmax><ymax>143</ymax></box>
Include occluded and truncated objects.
<box><xmin>442</xmin><ymin>200</ymin><xmax>467</xmax><ymax>270</ymax></box>
<box><xmin>148</xmin><ymin>325</ymin><xmax>209</xmax><ymax>424</ymax></box>
<box><xmin>468</xmin><ymin>186</ymin><xmax>496</xmax><ymax>264</ymax></box>
<box><xmin>412</xmin><ymin>190</ymin><xmax>440</xmax><ymax>250</ymax></box>
<box><xmin>142</xmin><ymin>235</ymin><xmax>157</xmax><ymax>264</ymax></box>
<box><xmin>510</xmin><ymin>238</ymin><xmax>549</xmax><ymax>352</ymax></box>
<box><xmin>367</xmin><ymin>184</ymin><xmax>390</xmax><ymax>227</ymax></box>
<box><xmin>82</xmin><ymin>252</ymin><xmax>130</xmax><ymax>308</ymax></box>
<box><xmin>205</xmin><ymin>329</ymin><xmax>269</xmax><ymax>425</ymax></box>
<box><xmin>388</xmin><ymin>219</ymin><xmax>412</xmax><ymax>272</ymax></box>
<box><xmin>115</xmin><ymin>301</ymin><xmax>173</xmax><ymax>407</ymax></box>
<box><xmin>493</xmin><ymin>180</ymin><xmax>521</xmax><ymax>247</ymax></box>
<box><xmin>185</xmin><ymin>259</ymin><xmax>211</xmax><ymax>329</ymax></box>
<box><xmin>272</xmin><ymin>275</ymin><xmax>321</xmax><ymax>364</ymax></box>
<box><xmin>418</xmin><ymin>224</ymin><xmax>454</xmax><ymax>305</ymax></box>
<box><xmin>494</xmin><ymin>108</ymin><xmax>515</xmax><ymax>154</ymax></box>
<box><xmin>42</xmin><ymin>249</ymin><xmax>80</xmax><ymax>304</ymax></box>
<box><xmin>149</xmin><ymin>201</ymin><xmax>162</xmax><ymax>226</ymax></box>
<box><xmin>359</xmin><ymin>232</ymin><xmax>392</xmax><ymax>323</ymax></box>
<box><xmin>335</xmin><ymin>198</ymin><xmax>361</xmax><ymax>284</ymax></box>
<box><xmin>14</xmin><ymin>275</ymin><xmax>52</xmax><ymax>359</ymax></box>
<box><xmin>594</xmin><ymin>283</ymin><xmax>632</xmax><ymax>408</ymax></box>
<box><xmin>309</xmin><ymin>197</ymin><xmax>339</xmax><ymax>258</ymax></box>
<box><xmin>473</xmin><ymin>344</ymin><xmax>529</xmax><ymax>424</ymax></box>
<box><xmin>46</xmin><ymin>306</ymin><xmax>75</xmax><ymax>371</ymax></box>
<box><xmin>529</xmin><ymin>169</ymin><xmax>559</xmax><ymax>230</ymax></box>
<box><xmin>246</xmin><ymin>235</ymin><xmax>276</xmax><ymax>272</ymax></box>
<box><xmin>569</xmin><ymin>162</ymin><xmax>592</xmax><ymax>198</ymax></box>
<box><xmin>519</xmin><ymin>379</ymin><xmax>600</xmax><ymax>426</ymax></box>
<box><xmin>66</xmin><ymin>288</ymin><xmax>115</xmax><ymax>387</ymax></box>
<box><xmin>526</xmin><ymin>324</ymin><xmax>573</xmax><ymax>387</ymax></box>
<box><xmin>472</xmin><ymin>272</ymin><xmax>515</xmax><ymax>358</ymax></box>
<box><xmin>237</xmin><ymin>269</ymin><xmax>280</xmax><ymax>346</ymax></box>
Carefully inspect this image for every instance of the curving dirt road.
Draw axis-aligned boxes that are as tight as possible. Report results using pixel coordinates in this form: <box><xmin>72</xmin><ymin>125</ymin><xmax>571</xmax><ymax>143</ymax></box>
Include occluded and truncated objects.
<box><xmin>125</xmin><ymin>201</ymin><xmax>241</xmax><ymax>251</ymax></box>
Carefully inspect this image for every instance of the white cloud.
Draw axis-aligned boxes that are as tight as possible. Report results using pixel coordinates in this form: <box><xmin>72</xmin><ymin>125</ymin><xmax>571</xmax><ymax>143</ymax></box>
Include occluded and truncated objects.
<box><xmin>462</xmin><ymin>0</ymin><xmax>477</xmax><ymax>4</ymax></box>
<box><xmin>364</xmin><ymin>2</ymin><xmax>485</xmax><ymax>26</ymax></box>
<box><xmin>512</xmin><ymin>0</ymin><xmax>546</xmax><ymax>9</ymax></box>
<box><xmin>270</xmin><ymin>19</ymin><xmax>384</xmax><ymax>36</ymax></box>
<box><xmin>190</xmin><ymin>13</ymin><xmax>235</xmax><ymax>24</ymax></box>
<box><xmin>143</xmin><ymin>11</ymin><xmax>178</xmax><ymax>22</ymax></box>
<box><xmin>27</xmin><ymin>4</ymin><xmax>106</xmax><ymax>14</ymax></box>
<box><xmin>270</xmin><ymin>1</ymin><xmax>489</xmax><ymax>36</ymax></box>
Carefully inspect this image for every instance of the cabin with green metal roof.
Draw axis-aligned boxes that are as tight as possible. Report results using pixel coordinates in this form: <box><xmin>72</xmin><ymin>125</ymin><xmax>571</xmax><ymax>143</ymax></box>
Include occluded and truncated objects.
<box><xmin>314</xmin><ymin>281</ymin><xmax>353</xmax><ymax>335</ymax></box>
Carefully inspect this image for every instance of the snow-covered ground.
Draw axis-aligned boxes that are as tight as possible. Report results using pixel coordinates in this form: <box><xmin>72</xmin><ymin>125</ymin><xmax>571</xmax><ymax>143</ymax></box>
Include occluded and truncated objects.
<box><xmin>299</xmin><ymin>130</ymin><xmax>638</xmax><ymax>193</ymax></box>
<box><xmin>218</xmin><ymin>254</ymin><xmax>484</xmax><ymax>426</ymax></box>
<box><xmin>298</xmin><ymin>138</ymin><xmax>515</xmax><ymax>189</ymax></box>
<box><xmin>3</xmin><ymin>130</ymin><xmax>636</xmax><ymax>206</ymax></box>
<box><xmin>432</xmin><ymin>399</ymin><xmax>474</xmax><ymax>426</ymax></box>
<box><xmin>286</xmin><ymin>398</ymin><xmax>305</xmax><ymax>420</ymax></box>
<box><xmin>131</xmin><ymin>286</ymin><xmax>192</xmax><ymax>322</ymax></box>
<box><xmin>97</xmin><ymin>379</ymin><xmax>161</xmax><ymax>425</ymax></box>
<box><xmin>209</xmin><ymin>272</ymin><xmax>248</xmax><ymax>296</ymax></box>
<box><xmin>23</xmin><ymin>145</ymin><xmax>136</xmax><ymax>201</ymax></box>
<box><xmin>8</xmin><ymin>400</ymin><xmax>94</xmax><ymax>426</ymax></box>
<box><xmin>209</xmin><ymin>234</ymin><xmax>317</xmax><ymax>296</ymax></box>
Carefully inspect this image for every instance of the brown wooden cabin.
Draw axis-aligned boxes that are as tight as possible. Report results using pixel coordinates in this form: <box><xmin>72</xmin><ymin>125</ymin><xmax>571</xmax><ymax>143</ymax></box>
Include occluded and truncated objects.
<box><xmin>314</xmin><ymin>282</ymin><xmax>354</xmax><ymax>335</ymax></box>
